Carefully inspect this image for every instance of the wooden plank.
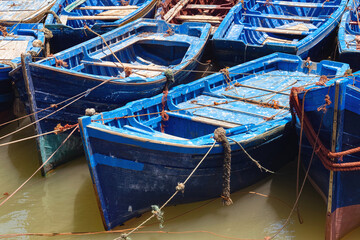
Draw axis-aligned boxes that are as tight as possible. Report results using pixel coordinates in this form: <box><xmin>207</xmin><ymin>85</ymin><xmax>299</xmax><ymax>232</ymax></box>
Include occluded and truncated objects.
<box><xmin>176</xmin><ymin>15</ymin><xmax>223</xmax><ymax>22</ymax></box>
<box><xmin>243</xmin><ymin>13</ymin><xmax>325</xmax><ymax>22</ymax></box>
<box><xmin>0</xmin><ymin>40</ymin><xmax>29</xmax><ymax>61</ymax></box>
<box><xmin>185</xmin><ymin>4</ymin><xmax>232</xmax><ymax>9</ymax></box>
<box><xmin>81</xmin><ymin>60</ymin><xmax>166</xmax><ymax>71</ymax></box>
<box><xmin>192</xmin><ymin>116</ymin><xmax>241</xmax><ymax>128</ymax></box>
<box><xmin>222</xmin><ymin>94</ymin><xmax>289</xmax><ymax>110</ymax></box>
<box><xmin>78</xmin><ymin>6</ymin><xmax>139</xmax><ymax>10</ymax></box>
<box><xmin>67</xmin><ymin>15</ymin><xmax>123</xmax><ymax>20</ymax></box>
<box><xmin>96</xmin><ymin>9</ymin><xmax>137</xmax><ymax>17</ymax></box>
<box><xmin>256</xmin><ymin>1</ymin><xmax>336</xmax><ymax>8</ymax></box>
<box><xmin>163</xmin><ymin>0</ymin><xmax>191</xmax><ymax>22</ymax></box>
<box><xmin>244</xmin><ymin>26</ymin><xmax>311</xmax><ymax>36</ymax></box>
<box><xmin>60</xmin><ymin>15</ymin><xmax>68</xmax><ymax>24</ymax></box>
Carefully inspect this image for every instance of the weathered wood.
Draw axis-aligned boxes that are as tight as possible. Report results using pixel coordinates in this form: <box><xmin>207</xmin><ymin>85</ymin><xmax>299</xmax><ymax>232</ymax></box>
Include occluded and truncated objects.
<box><xmin>256</xmin><ymin>0</ymin><xmax>336</xmax><ymax>8</ymax></box>
<box><xmin>192</xmin><ymin>116</ymin><xmax>241</xmax><ymax>128</ymax></box>
<box><xmin>0</xmin><ymin>0</ymin><xmax>57</xmax><ymax>23</ymax></box>
<box><xmin>185</xmin><ymin>4</ymin><xmax>232</xmax><ymax>9</ymax></box>
<box><xmin>78</xmin><ymin>5</ymin><xmax>139</xmax><ymax>10</ymax></box>
<box><xmin>163</xmin><ymin>0</ymin><xmax>191</xmax><ymax>22</ymax></box>
<box><xmin>0</xmin><ymin>40</ymin><xmax>29</xmax><ymax>60</ymax></box>
<box><xmin>97</xmin><ymin>9</ymin><xmax>137</xmax><ymax>17</ymax></box>
<box><xmin>222</xmin><ymin>94</ymin><xmax>289</xmax><ymax>109</ymax></box>
<box><xmin>60</xmin><ymin>15</ymin><xmax>68</xmax><ymax>24</ymax></box>
<box><xmin>245</xmin><ymin>26</ymin><xmax>311</xmax><ymax>36</ymax></box>
<box><xmin>67</xmin><ymin>15</ymin><xmax>123</xmax><ymax>20</ymax></box>
<box><xmin>81</xmin><ymin>60</ymin><xmax>166</xmax><ymax>71</ymax></box>
<box><xmin>176</xmin><ymin>15</ymin><xmax>223</xmax><ymax>23</ymax></box>
<box><xmin>243</xmin><ymin>13</ymin><xmax>325</xmax><ymax>22</ymax></box>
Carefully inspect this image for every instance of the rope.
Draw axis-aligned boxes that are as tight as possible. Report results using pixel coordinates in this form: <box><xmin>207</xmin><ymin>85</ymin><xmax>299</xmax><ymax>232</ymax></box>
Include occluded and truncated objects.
<box><xmin>214</xmin><ymin>127</ymin><xmax>233</xmax><ymax>206</ymax></box>
<box><xmin>84</xmin><ymin>25</ymin><xmax>125</xmax><ymax>69</ymax></box>
<box><xmin>115</xmin><ymin>140</ymin><xmax>217</xmax><ymax>240</ymax></box>
<box><xmin>0</xmin><ymin>61</ymin><xmax>17</xmax><ymax>69</ymax></box>
<box><xmin>44</xmin><ymin>10</ymin><xmax>62</xmax><ymax>24</ymax></box>
<box><xmin>39</xmin><ymin>27</ymin><xmax>53</xmax><ymax>56</ymax></box>
<box><xmin>0</xmin><ymin>126</ymin><xmax>78</xmax><ymax>208</ymax></box>
<box><xmin>160</xmin><ymin>70</ymin><xmax>174</xmax><ymax>132</ymax></box>
<box><xmin>228</xmin><ymin>138</ymin><xmax>274</xmax><ymax>173</ymax></box>
<box><xmin>290</xmin><ymin>87</ymin><xmax>360</xmax><ymax>171</ymax></box>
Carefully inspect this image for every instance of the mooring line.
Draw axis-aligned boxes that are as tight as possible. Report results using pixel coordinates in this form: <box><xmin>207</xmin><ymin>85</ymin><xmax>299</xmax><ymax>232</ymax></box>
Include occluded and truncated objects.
<box><xmin>0</xmin><ymin>126</ymin><xmax>78</xmax><ymax>208</ymax></box>
<box><xmin>115</xmin><ymin>140</ymin><xmax>217</xmax><ymax>240</ymax></box>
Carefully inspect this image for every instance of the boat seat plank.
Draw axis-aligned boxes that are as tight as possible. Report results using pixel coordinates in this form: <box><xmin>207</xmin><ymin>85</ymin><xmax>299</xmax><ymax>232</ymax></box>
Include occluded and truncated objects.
<box><xmin>185</xmin><ymin>4</ymin><xmax>232</xmax><ymax>9</ymax></box>
<box><xmin>78</xmin><ymin>6</ymin><xmax>139</xmax><ymax>10</ymax></box>
<box><xmin>176</xmin><ymin>15</ymin><xmax>223</xmax><ymax>23</ymax></box>
<box><xmin>163</xmin><ymin>0</ymin><xmax>191</xmax><ymax>22</ymax></box>
<box><xmin>96</xmin><ymin>9</ymin><xmax>138</xmax><ymax>17</ymax></box>
<box><xmin>81</xmin><ymin>60</ymin><xmax>166</xmax><ymax>71</ymax></box>
<box><xmin>0</xmin><ymin>40</ymin><xmax>29</xmax><ymax>60</ymax></box>
<box><xmin>67</xmin><ymin>15</ymin><xmax>123</xmax><ymax>20</ymax></box>
<box><xmin>243</xmin><ymin>13</ymin><xmax>326</xmax><ymax>22</ymax></box>
<box><xmin>256</xmin><ymin>1</ymin><xmax>337</xmax><ymax>8</ymax></box>
<box><xmin>244</xmin><ymin>26</ymin><xmax>311</xmax><ymax>35</ymax></box>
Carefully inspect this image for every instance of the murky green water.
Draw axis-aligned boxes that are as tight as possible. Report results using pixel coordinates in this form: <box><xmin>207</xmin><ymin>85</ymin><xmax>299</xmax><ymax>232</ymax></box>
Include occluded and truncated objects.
<box><xmin>1</xmin><ymin>119</ymin><xmax>360</xmax><ymax>240</ymax></box>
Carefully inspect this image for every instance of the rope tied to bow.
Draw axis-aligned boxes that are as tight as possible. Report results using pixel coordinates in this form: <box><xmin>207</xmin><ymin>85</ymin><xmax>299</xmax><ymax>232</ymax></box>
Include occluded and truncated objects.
<box><xmin>317</xmin><ymin>94</ymin><xmax>332</xmax><ymax>113</ymax></box>
<box><xmin>160</xmin><ymin>70</ymin><xmax>174</xmax><ymax>132</ymax></box>
<box><xmin>214</xmin><ymin>127</ymin><xmax>233</xmax><ymax>206</ymax></box>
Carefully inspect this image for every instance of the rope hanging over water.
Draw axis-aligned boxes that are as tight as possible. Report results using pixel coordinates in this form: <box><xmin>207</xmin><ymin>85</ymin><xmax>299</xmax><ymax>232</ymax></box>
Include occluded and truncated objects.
<box><xmin>214</xmin><ymin>127</ymin><xmax>233</xmax><ymax>206</ymax></box>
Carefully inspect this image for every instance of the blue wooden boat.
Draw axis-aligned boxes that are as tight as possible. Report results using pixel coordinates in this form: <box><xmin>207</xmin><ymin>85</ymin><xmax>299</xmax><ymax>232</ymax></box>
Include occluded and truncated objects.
<box><xmin>338</xmin><ymin>0</ymin><xmax>360</xmax><ymax>71</ymax></box>
<box><xmin>0</xmin><ymin>0</ymin><xmax>56</xmax><ymax>24</ymax></box>
<box><xmin>44</xmin><ymin>0</ymin><xmax>158</xmax><ymax>52</ymax></box>
<box><xmin>0</xmin><ymin>23</ymin><xmax>45</xmax><ymax>123</ymax></box>
<box><xmin>156</xmin><ymin>0</ymin><xmax>238</xmax><ymax>33</ymax></box>
<box><xmin>10</xmin><ymin>19</ymin><xmax>211</xmax><ymax>175</ymax></box>
<box><xmin>78</xmin><ymin>53</ymin><xmax>349</xmax><ymax>230</ymax></box>
<box><xmin>212</xmin><ymin>0</ymin><xmax>347</xmax><ymax>67</ymax></box>
<box><xmin>290</xmin><ymin>72</ymin><xmax>360</xmax><ymax>240</ymax></box>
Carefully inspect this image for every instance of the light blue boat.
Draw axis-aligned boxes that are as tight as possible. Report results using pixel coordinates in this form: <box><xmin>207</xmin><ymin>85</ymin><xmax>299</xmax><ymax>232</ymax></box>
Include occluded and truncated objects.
<box><xmin>45</xmin><ymin>0</ymin><xmax>158</xmax><ymax>52</ymax></box>
<box><xmin>213</xmin><ymin>0</ymin><xmax>347</xmax><ymax>67</ymax></box>
<box><xmin>338</xmin><ymin>0</ymin><xmax>360</xmax><ymax>71</ymax></box>
<box><xmin>11</xmin><ymin>19</ymin><xmax>211</xmax><ymax>175</ymax></box>
<box><xmin>0</xmin><ymin>23</ymin><xmax>45</xmax><ymax>123</ymax></box>
<box><xmin>79</xmin><ymin>53</ymin><xmax>349</xmax><ymax>230</ymax></box>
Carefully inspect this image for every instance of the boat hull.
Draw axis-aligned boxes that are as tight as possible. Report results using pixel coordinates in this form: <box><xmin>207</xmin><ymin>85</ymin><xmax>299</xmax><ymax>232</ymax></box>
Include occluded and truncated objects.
<box><xmin>80</xmin><ymin>119</ymin><xmax>297</xmax><ymax>230</ymax></box>
<box><xmin>295</xmin><ymin>80</ymin><xmax>360</xmax><ymax>240</ymax></box>
<box><xmin>11</xmin><ymin>20</ymin><xmax>210</xmax><ymax>175</ymax></box>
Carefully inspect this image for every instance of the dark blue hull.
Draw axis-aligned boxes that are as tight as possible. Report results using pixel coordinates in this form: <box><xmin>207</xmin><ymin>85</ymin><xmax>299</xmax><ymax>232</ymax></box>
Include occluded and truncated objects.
<box><xmin>212</xmin><ymin>0</ymin><xmax>346</xmax><ymax>67</ymax></box>
<box><xmin>83</xmin><ymin>121</ymin><xmax>297</xmax><ymax>230</ymax></box>
<box><xmin>293</xmin><ymin>78</ymin><xmax>360</xmax><ymax>240</ymax></box>
<box><xmin>11</xmin><ymin>19</ymin><xmax>211</xmax><ymax>175</ymax></box>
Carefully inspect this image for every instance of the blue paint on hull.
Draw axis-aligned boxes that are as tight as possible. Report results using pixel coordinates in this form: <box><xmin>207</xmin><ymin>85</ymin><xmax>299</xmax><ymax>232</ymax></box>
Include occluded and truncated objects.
<box><xmin>79</xmin><ymin>52</ymin><xmax>349</xmax><ymax>230</ymax></box>
<box><xmin>338</xmin><ymin>0</ymin><xmax>360</xmax><ymax>71</ymax></box>
<box><xmin>295</xmin><ymin>75</ymin><xmax>360</xmax><ymax>239</ymax></box>
<box><xmin>212</xmin><ymin>0</ymin><xmax>346</xmax><ymax>67</ymax></box>
<box><xmin>11</xmin><ymin>19</ymin><xmax>211</xmax><ymax>175</ymax></box>
<box><xmin>45</xmin><ymin>0</ymin><xmax>158</xmax><ymax>52</ymax></box>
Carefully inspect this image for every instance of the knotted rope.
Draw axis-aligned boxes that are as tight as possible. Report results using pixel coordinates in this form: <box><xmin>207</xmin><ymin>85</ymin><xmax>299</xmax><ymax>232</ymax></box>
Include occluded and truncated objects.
<box><xmin>40</xmin><ymin>27</ymin><xmax>53</xmax><ymax>56</ymax></box>
<box><xmin>160</xmin><ymin>70</ymin><xmax>174</xmax><ymax>133</ymax></box>
<box><xmin>214</xmin><ymin>127</ymin><xmax>233</xmax><ymax>206</ymax></box>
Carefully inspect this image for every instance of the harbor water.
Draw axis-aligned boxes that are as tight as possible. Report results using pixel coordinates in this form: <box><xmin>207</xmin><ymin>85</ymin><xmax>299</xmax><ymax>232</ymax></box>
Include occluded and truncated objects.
<box><xmin>1</xmin><ymin>119</ymin><xmax>360</xmax><ymax>240</ymax></box>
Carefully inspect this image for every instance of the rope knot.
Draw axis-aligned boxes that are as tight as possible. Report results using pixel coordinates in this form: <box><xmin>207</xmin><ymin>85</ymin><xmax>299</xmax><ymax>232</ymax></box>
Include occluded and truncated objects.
<box><xmin>32</xmin><ymin>40</ymin><xmax>43</xmax><ymax>48</ymax></box>
<box><xmin>54</xmin><ymin>123</ymin><xmax>76</xmax><ymax>134</ymax></box>
<box><xmin>151</xmin><ymin>205</ymin><xmax>164</xmax><ymax>229</ymax></box>
<box><xmin>317</xmin><ymin>94</ymin><xmax>331</xmax><ymax>113</ymax></box>
<box><xmin>40</xmin><ymin>27</ymin><xmax>53</xmax><ymax>39</ymax></box>
<box><xmin>176</xmin><ymin>182</ymin><xmax>185</xmax><ymax>193</ymax></box>
<box><xmin>214</xmin><ymin>127</ymin><xmax>227</xmax><ymax>143</ymax></box>
<box><xmin>85</xmin><ymin>108</ymin><xmax>98</xmax><ymax>116</ymax></box>
<box><xmin>164</xmin><ymin>69</ymin><xmax>175</xmax><ymax>84</ymax></box>
<box><xmin>119</xmin><ymin>234</ymin><xmax>131</xmax><ymax>240</ymax></box>
<box><xmin>316</xmin><ymin>75</ymin><xmax>328</xmax><ymax>86</ymax></box>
